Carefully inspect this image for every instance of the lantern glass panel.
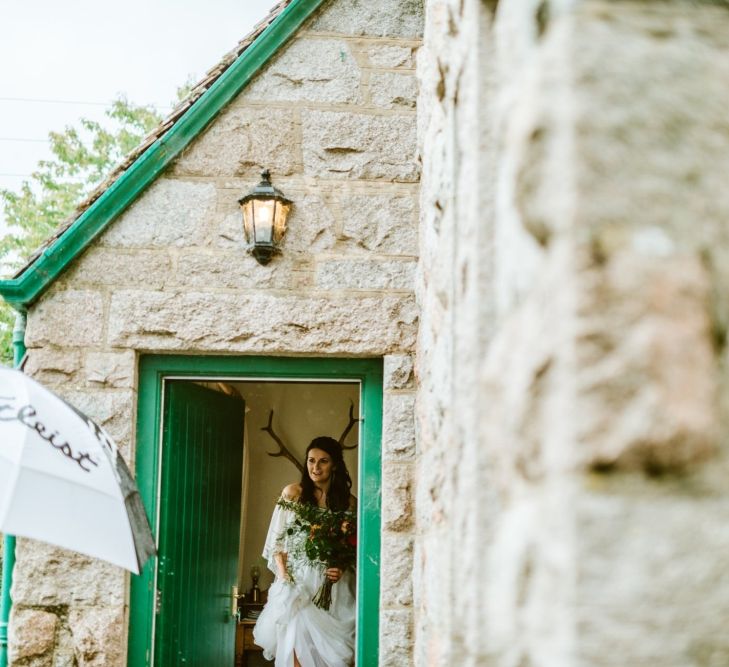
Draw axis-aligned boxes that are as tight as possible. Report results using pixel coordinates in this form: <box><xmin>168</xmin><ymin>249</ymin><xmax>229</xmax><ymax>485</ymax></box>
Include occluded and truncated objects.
<box><xmin>242</xmin><ymin>200</ymin><xmax>255</xmax><ymax>243</ymax></box>
<box><xmin>252</xmin><ymin>199</ymin><xmax>276</xmax><ymax>244</ymax></box>
<box><xmin>273</xmin><ymin>200</ymin><xmax>291</xmax><ymax>243</ymax></box>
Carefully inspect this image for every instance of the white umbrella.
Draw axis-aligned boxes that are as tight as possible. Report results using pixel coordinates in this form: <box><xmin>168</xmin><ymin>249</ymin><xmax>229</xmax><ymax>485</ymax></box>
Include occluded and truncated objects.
<box><xmin>0</xmin><ymin>368</ymin><xmax>156</xmax><ymax>574</ymax></box>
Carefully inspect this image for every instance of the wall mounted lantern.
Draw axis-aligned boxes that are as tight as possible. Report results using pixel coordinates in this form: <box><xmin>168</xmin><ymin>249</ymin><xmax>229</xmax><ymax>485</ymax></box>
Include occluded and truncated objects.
<box><xmin>238</xmin><ymin>169</ymin><xmax>292</xmax><ymax>265</ymax></box>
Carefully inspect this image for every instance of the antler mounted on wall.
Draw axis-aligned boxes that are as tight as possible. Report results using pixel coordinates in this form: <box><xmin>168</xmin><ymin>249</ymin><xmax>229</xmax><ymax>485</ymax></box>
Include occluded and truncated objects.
<box><xmin>339</xmin><ymin>401</ymin><xmax>360</xmax><ymax>450</ymax></box>
<box><xmin>261</xmin><ymin>402</ymin><xmax>361</xmax><ymax>472</ymax></box>
<box><xmin>261</xmin><ymin>410</ymin><xmax>305</xmax><ymax>475</ymax></box>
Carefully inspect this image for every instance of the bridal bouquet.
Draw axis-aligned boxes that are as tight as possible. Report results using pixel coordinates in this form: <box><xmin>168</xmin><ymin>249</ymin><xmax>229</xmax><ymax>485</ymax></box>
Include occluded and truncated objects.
<box><xmin>277</xmin><ymin>499</ymin><xmax>357</xmax><ymax>610</ymax></box>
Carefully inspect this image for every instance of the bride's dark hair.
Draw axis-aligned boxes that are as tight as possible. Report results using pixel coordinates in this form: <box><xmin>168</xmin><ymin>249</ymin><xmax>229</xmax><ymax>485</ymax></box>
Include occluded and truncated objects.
<box><xmin>299</xmin><ymin>436</ymin><xmax>352</xmax><ymax>511</ymax></box>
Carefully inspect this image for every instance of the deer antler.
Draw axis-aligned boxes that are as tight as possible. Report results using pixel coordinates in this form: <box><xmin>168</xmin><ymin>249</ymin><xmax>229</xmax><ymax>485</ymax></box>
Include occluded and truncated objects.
<box><xmin>261</xmin><ymin>403</ymin><xmax>360</xmax><ymax>472</ymax></box>
<box><xmin>339</xmin><ymin>401</ymin><xmax>361</xmax><ymax>450</ymax></box>
<box><xmin>261</xmin><ymin>410</ymin><xmax>304</xmax><ymax>474</ymax></box>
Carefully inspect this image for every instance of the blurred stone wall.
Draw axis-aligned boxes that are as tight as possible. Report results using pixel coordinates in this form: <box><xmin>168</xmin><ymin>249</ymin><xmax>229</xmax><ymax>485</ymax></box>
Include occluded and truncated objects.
<box><xmin>416</xmin><ymin>0</ymin><xmax>729</xmax><ymax>665</ymax></box>
<box><xmin>8</xmin><ymin>0</ymin><xmax>423</xmax><ymax>664</ymax></box>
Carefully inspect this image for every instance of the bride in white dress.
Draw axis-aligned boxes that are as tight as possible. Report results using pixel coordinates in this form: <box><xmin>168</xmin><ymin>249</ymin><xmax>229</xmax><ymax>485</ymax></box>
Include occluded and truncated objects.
<box><xmin>253</xmin><ymin>436</ymin><xmax>357</xmax><ymax>667</ymax></box>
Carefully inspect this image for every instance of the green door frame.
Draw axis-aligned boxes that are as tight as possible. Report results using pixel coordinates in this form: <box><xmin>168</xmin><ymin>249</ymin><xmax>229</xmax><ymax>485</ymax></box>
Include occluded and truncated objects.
<box><xmin>129</xmin><ymin>355</ymin><xmax>384</xmax><ymax>667</ymax></box>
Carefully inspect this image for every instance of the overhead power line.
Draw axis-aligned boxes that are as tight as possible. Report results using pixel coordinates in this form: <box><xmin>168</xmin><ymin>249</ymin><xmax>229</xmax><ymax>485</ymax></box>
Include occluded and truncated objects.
<box><xmin>0</xmin><ymin>96</ymin><xmax>110</xmax><ymax>107</ymax></box>
<box><xmin>0</xmin><ymin>96</ymin><xmax>171</xmax><ymax>110</ymax></box>
<box><xmin>0</xmin><ymin>137</ymin><xmax>49</xmax><ymax>143</ymax></box>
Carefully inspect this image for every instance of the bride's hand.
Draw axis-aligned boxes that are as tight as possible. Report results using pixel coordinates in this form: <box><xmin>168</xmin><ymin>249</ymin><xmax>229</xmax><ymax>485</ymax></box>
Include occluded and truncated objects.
<box><xmin>325</xmin><ymin>567</ymin><xmax>343</xmax><ymax>583</ymax></box>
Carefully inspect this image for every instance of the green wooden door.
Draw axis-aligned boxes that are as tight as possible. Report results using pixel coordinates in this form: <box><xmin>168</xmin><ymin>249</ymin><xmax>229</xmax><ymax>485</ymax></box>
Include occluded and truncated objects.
<box><xmin>155</xmin><ymin>382</ymin><xmax>245</xmax><ymax>666</ymax></box>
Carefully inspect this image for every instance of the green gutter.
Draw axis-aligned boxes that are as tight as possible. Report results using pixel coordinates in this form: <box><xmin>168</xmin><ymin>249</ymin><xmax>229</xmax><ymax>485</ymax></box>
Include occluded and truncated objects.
<box><xmin>0</xmin><ymin>0</ymin><xmax>326</xmax><ymax>312</ymax></box>
<box><xmin>0</xmin><ymin>311</ymin><xmax>27</xmax><ymax>667</ymax></box>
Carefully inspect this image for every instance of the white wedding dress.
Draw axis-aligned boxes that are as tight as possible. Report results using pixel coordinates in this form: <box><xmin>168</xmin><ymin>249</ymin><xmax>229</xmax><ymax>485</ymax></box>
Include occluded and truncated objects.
<box><xmin>253</xmin><ymin>496</ymin><xmax>356</xmax><ymax>667</ymax></box>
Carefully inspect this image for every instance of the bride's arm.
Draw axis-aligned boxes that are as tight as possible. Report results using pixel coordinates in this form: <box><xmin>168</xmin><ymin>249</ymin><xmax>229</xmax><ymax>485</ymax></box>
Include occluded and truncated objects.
<box><xmin>274</xmin><ymin>552</ymin><xmax>290</xmax><ymax>580</ymax></box>
<box><xmin>271</xmin><ymin>483</ymin><xmax>301</xmax><ymax>581</ymax></box>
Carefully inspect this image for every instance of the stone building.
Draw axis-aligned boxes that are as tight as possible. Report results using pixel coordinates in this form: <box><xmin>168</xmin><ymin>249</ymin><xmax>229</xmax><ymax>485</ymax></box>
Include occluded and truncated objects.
<box><xmin>2</xmin><ymin>0</ymin><xmax>729</xmax><ymax>665</ymax></box>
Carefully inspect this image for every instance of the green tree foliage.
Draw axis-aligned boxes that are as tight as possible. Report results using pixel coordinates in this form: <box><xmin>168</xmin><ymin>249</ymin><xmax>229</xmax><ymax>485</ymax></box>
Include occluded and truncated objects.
<box><xmin>0</xmin><ymin>97</ymin><xmax>163</xmax><ymax>365</ymax></box>
<box><xmin>0</xmin><ymin>310</ymin><xmax>13</xmax><ymax>365</ymax></box>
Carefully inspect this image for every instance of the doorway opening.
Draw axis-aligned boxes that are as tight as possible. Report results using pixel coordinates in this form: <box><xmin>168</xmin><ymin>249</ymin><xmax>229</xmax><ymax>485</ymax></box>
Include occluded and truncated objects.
<box><xmin>232</xmin><ymin>380</ymin><xmax>360</xmax><ymax>667</ymax></box>
<box><xmin>129</xmin><ymin>355</ymin><xmax>383</xmax><ymax>667</ymax></box>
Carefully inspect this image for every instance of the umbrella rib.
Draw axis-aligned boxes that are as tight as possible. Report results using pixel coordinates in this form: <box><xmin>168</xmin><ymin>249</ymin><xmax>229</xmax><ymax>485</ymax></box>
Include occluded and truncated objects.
<box><xmin>0</xmin><ymin>452</ymin><xmax>22</xmax><ymax>528</ymax></box>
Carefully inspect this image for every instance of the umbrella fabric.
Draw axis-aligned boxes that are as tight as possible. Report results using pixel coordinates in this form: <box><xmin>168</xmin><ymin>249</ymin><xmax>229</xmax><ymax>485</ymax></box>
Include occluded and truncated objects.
<box><xmin>0</xmin><ymin>368</ymin><xmax>156</xmax><ymax>574</ymax></box>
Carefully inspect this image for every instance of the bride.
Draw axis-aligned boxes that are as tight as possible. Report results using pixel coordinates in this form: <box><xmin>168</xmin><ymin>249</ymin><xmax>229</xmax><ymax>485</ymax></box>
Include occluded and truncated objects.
<box><xmin>253</xmin><ymin>436</ymin><xmax>357</xmax><ymax>667</ymax></box>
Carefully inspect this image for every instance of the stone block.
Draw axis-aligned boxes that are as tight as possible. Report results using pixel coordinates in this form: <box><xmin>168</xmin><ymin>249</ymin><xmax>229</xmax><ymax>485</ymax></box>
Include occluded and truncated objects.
<box><xmin>571</xmin><ymin>1</ymin><xmax>729</xmax><ymax>242</ymax></box>
<box><xmin>370</xmin><ymin>72</ymin><xmax>418</xmax><ymax>109</ymax></box>
<box><xmin>211</xmin><ymin>208</ymin><xmax>244</xmax><ymax>248</ymax></box>
<box><xmin>12</xmin><ymin>539</ymin><xmax>125</xmax><ymax>608</ymax></box>
<box><xmin>473</xmin><ymin>483</ymin><xmax>576</xmax><ymax>665</ymax></box>
<box><xmin>51</xmin><ymin>624</ymin><xmax>77</xmax><ymax>667</ymax></box>
<box><xmin>68</xmin><ymin>607</ymin><xmax>125</xmax><ymax>667</ymax></box>
<box><xmin>108</xmin><ymin>290</ymin><xmax>418</xmax><ymax>355</ymax></box>
<box><xmin>412</xmin><ymin>438</ymin><xmax>449</xmax><ymax>527</ymax></box>
<box><xmin>382</xmin><ymin>462</ymin><xmax>414</xmax><ymax>532</ymax></box>
<box><xmin>24</xmin><ymin>349</ymin><xmax>82</xmax><ymax>385</ymax></box>
<box><xmin>379</xmin><ymin>608</ymin><xmax>413</xmax><ymax>667</ymax></box>
<box><xmin>367</xmin><ymin>45</ymin><xmax>415</xmax><ymax>69</ymax></box>
<box><xmin>172</xmin><ymin>107</ymin><xmax>298</xmax><ymax>178</ymax></box>
<box><xmin>65</xmin><ymin>248</ymin><xmax>172</xmax><ymax>289</ymax></box>
<box><xmin>84</xmin><ymin>351</ymin><xmax>136</xmax><ymax>389</ymax></box>
<box><xmin>309</xmin><ymin>0</ymin><xmax>424</xmax><ymax>39</ymax></box>
<box><xmin>100</xmin><ymin>179</ymin><xmax>215</xmax><ymax>248</ymax></box>
<box><xmin>383</xmin><ymin>393</ymin><xmax>416</xmax><ymax>460</ymax></box>
<box><xmin>26</xmin><ymin>290</ymin><xmax>104</xmax><ymax>348</ymax></box>
<box><xmin>315</xmin><ymin>258</ymin><xmax>415</xmax><ymax>290</ymax></box>
<box><xmin>340</xmin><ymin>193</ymin><xmax>417</xmax><ymax>255</ymax></box>
<box><xmin>8</xmin><ymin>608</ymin><xmax>57</xmax><ymax>664</ymax></box>
<box><xmin>575</xmin><ymin>478</ymin><xmax>729</xmax><ymax>665</ymax></box>
<box><xmin>380</xmin><ymin>532</ymin><xmax>414</xmax><ymax>606</ymax></box>
<box><xmin>384</xmin><ymin>354</ymin><xmax>415</xmax><ymax>390</ymax></box>
<box><xmin>410</xmin><ymin>527</ymin><xmax>453</xmax><ymax>665</ymax></box>
<box><xmin>574</xmin><ymin>253</ymin><xmax>719</xmax><ymax>473</ymax></box>
<box><xmin>62</xmin><ymin>390</ymin><xmax>135</xmax><ymax>458</ymax></box>
<box><xmin>302</xmin><ymin>111</ymin><xmax>419</xmax><ymax>182</ymax></box>
<box><xmin>477</xmin><ymin>296</ymin><xmax>561</xmax><ymax>486</ymax></box>
<box><xmin>242</xmin><ymin>38</ymin><xmax>362</xmax><ymax>104</ymax></box>
<box><xmin>283</xmin><ymin>194</ymin><xmax>339</xmax><ymax>253</ymax></box>
<box><xmin>176</xmin><ymin>250</ymin><xmax>274</xmax><ymax>289</ymax></box>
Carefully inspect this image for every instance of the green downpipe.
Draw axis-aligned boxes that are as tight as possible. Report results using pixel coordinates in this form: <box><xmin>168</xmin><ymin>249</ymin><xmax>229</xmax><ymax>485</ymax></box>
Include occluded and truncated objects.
<box><xmin>12</xmin><ymin>311</ymin><xmax>26</xmax><ymax>367</ymax></box>
<box><xmin>0</xmin><ymin>311</ymin><xmax>26</xmax><ymax>667</ymax></box>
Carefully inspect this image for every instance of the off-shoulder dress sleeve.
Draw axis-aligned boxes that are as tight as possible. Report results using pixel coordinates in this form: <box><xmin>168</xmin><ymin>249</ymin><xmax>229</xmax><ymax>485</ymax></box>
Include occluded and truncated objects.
<box><xmin>262</xmin><ymin>495</ymin><xmax>295</xmax><ymax>575</ymax></box>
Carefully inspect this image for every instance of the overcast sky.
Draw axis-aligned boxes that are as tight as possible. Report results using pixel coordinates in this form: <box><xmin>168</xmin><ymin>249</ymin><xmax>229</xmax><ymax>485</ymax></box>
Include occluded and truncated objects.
<box><xmin>0</xmin><ymin>0</ymin><xmax>275</xmax><ymax>200</ymax></box>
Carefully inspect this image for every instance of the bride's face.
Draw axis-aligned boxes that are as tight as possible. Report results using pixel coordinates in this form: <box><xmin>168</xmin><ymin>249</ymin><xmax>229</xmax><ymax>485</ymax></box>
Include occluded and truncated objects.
<box><xmin>307</xmin><ymin>448</ymin><xmax>335</xmax><ymax>485</ymax></box>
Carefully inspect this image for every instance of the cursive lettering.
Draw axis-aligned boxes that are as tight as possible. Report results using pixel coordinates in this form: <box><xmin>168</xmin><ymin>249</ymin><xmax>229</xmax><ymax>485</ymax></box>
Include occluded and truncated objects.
<box><xmin>11</xmin><ymin>403</ymin><xmax>99</xmax><ymax>473</ymax></box>
<box><xmin>0</xmin><ymin>395</ymin><xmax>18</xmax><ymax>421</ymax></box>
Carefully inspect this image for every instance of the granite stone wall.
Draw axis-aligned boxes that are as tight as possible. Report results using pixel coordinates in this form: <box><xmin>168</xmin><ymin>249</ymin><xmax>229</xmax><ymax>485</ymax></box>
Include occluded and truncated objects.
<box><xmin>415</xmin><ymin>0</ymin><xmax>497</xmax><ymax>663</ymax></box>
<box><xmin>8</xmin><ymin>0</ymin><xmax>423</xmax><ymax>664</ymax></box>
<box><xmin>416</xmin><ymin>0</ymin><xmax>729</xmax><ymax>665</ymax></box>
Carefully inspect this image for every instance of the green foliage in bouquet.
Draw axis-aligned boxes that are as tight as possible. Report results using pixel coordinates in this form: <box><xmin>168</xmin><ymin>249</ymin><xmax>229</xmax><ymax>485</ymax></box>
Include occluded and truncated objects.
<box><xmin>277</xmin><ymin>499</ymin><xmax>357</xmax><ymax>610</ymax></box>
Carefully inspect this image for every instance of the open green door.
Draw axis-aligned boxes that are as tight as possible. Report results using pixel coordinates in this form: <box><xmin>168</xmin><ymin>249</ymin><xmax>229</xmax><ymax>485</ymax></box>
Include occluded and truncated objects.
<box><xmin>154</xmin><ymin>382</ymin><xmax>245</xmax><ymax>666</ymax></box>
<box><xmin>130</xmin><ymin>356</ymin><xmax>383</xmax><ymax>667</ymax></box>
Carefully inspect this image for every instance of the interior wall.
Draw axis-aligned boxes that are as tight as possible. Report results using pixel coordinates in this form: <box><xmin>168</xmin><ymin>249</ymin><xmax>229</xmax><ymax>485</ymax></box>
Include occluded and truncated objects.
<box><xmin>233</xmin><ymin>381</ymin><xmax>360</xmax><ymax>592</ymax></box>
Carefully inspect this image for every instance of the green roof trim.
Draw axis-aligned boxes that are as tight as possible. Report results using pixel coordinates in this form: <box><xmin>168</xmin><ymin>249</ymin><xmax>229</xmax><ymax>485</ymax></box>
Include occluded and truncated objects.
<box><xmin>0</xmin><ymin>0</ymin><xmax>326</xmax><ymax>311</ymax></box>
